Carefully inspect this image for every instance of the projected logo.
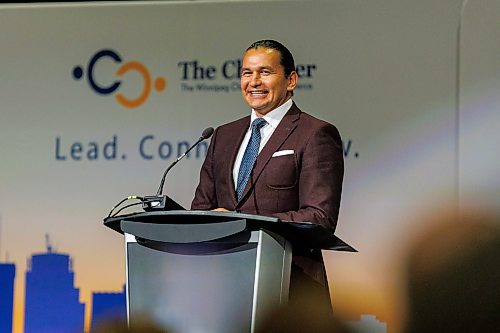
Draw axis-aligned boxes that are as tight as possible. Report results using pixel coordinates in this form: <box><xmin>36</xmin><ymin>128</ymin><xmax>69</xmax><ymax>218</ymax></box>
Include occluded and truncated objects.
<box><xmin>72</xmin><ymin>49</ymin><xmax>167</xmax><ymax>108</ymax></box>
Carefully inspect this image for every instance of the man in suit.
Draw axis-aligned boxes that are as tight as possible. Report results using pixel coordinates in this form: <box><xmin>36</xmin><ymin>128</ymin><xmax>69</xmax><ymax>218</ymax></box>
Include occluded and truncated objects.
<box><xmin>191</xmin><ymin>40</ymin><xmax>344</xmax><ymax>309</ymax></box>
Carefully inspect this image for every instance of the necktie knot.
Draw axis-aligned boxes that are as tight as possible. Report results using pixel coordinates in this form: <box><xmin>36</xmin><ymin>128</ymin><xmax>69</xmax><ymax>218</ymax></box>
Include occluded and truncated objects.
<box><xmin>252</xmin><ymin>117</ymin><xmax>267</xmax><ymax>131</ymax></box>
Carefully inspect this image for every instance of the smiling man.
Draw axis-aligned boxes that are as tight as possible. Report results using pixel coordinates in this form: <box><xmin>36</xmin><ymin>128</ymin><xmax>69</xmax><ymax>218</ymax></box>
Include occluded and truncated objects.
<box><xmin>240</xmin><ymin>45</ymin><xmax>296</xmax><ymax>116</ymax></box>
<box><xmin>191</xmin><ymin>40</ymin><xmax>344</xmax><ymax>309</ymax></box>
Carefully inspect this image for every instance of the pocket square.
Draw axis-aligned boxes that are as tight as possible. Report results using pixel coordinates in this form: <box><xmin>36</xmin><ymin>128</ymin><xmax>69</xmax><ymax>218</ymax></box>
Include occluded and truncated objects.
<box><xmin>272</xmin><ymin>149</ymin><xmax>294</xmax><ymax>157</ymax></box>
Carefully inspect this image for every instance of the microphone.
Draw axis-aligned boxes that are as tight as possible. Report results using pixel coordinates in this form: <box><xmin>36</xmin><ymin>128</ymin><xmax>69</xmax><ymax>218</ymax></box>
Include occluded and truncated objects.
<box><xmin>142</xmin><ymin>127</ymin><xmax>214</xmax><ymax>211</ymax></box>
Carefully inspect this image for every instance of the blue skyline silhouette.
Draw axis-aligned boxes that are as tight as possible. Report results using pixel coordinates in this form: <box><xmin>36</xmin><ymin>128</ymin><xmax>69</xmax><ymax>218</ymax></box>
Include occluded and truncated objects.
<box><xmin>1</xmin><ymin>245</ymin><xmax>127</xmax><ymax>333</ymax></box>
<box><xmin>24</xmin><ymin>249</ymin><xmax>85</xmax><ymax>333</ymax></box>
<box><xmin>90</xmin><ymin>286</ymin><xmax>127</xmax><ymax>331</ymax></box>
<box><xmin>0</xmin><ymin>262</ymin><xmax>16</xmax><ymax>333</ymax></box>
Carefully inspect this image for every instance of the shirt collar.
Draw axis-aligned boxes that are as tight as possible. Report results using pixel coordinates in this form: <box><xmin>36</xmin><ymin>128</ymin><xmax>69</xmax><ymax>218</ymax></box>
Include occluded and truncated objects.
<box><xmin>250</xmin><ymin>98</ymin><xmax>293</xmax><ymax>129</ymax></box>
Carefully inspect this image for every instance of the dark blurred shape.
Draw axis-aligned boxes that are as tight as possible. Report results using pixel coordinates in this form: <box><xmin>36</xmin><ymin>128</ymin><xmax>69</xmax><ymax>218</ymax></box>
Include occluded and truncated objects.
<box><xmin>257</xmin><ymin>284</ymin><xmax>353</xmax><ymax>333</ymax></box>
<box><xmin>403</xmin><ymin>212</ymin><xmax>500</xmax><ymax>333</ymax></box>
<box><xmin>90</xmin><ymin>316</ymin><xmax>167</xmax><ymax>333</ymax></box>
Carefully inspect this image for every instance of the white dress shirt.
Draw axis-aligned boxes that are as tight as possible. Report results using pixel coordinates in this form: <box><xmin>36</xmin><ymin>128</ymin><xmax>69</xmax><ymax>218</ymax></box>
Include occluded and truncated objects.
<box><xmin>232</xmin><ymin>98</ymin><xmax>293</xmax><ymax>189</ymax></box>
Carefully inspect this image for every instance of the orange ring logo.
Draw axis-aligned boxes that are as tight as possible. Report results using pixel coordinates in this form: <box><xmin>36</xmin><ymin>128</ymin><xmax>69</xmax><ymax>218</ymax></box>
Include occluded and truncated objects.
<box><xmin>73</xmin><ymin>49</ymin><xmax>167</xmax><ymax>109</ymax></box>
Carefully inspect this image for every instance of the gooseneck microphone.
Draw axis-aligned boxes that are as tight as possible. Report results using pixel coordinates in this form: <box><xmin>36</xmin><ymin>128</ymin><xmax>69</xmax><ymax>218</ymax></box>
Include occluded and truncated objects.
<box><xmin>142</xmin><ymin>127</ymin><xmax>214</xmax><ymax>211</ymax></box>
<box><xmin>156</xmin><ymin>127</ymin><xmax>214</xmax><ymax>196</ymax></box>
<box><xmin>106</xmin><ymin>127</ymin><xmax>214</xmax><ymax>216</ymax></box>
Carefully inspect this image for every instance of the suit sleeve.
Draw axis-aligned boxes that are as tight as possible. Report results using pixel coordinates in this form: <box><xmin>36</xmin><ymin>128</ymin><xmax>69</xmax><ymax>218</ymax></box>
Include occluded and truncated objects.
<box><xmin>271</xmin><ymin>123</ymin><xmax>344</xmax><ymax>231</ymax></box>
<box><xmin>191</xmin><ymin>128</ymin><xmax>218</xmax><ymax>210</ymax></box>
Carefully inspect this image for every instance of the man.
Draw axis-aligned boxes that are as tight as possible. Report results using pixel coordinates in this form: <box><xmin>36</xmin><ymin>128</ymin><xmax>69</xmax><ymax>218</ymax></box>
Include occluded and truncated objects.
<box><xmin>191</xmin><ymin>40</ymin><xmax>344</xmax><ymax>307</ymax></box>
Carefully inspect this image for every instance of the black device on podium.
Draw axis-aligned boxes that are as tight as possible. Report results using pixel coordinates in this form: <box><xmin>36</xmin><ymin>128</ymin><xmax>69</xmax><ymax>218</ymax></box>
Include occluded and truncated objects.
<box><xmin>104</xmin><ymin>200</ymin><xmax>355</xmax><ymax>333</ymax></box>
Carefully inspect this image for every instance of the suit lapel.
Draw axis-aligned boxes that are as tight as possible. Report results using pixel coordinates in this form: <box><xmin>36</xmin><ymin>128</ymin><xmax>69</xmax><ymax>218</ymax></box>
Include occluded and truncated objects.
<box><xmin>237</xmin><ymin>104</ymin><xmax>301</xmax><ymax>204</ymax></box>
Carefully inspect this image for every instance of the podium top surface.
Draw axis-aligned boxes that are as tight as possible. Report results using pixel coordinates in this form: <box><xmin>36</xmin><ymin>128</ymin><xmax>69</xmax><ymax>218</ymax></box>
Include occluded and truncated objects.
<box><xmin>104</xmin><ymin>210</ymin><xmax>356</xmax><ymax>252</ymax></box>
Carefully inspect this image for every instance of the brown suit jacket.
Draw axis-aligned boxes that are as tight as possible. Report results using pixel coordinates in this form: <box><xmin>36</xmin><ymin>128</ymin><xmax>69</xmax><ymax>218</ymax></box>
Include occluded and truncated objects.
<box><xmin>191</xmin><ymin>103</ymin><xmax>344</xmax><ymax>284</ymax></box>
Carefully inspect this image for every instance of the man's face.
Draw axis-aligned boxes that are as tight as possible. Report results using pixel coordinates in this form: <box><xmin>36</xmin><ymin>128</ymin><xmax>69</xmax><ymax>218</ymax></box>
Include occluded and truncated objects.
<box><xmin>240</xmin><ymin>48</ymin><xmax>297</xmax><ymax>117</ymax></box>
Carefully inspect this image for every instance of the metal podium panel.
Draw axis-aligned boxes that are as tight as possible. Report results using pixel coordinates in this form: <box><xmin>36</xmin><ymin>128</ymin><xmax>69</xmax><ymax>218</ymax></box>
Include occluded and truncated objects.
<box><xmin>251</xmin><ymin>230</ymin><xmax>292</xmax><ymax>331</ymax></box>
<box><xmin>125</xmin><ymin>230</ymin><xmax>290</xmax><ymax>333</ymax></box>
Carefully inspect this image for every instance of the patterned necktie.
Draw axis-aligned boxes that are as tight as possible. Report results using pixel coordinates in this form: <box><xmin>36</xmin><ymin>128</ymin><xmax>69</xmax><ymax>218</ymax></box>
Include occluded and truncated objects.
<box><xmin>236</xmin><ymin>118</ymin><xmax>267</xmax><ymax>201</ymax></box>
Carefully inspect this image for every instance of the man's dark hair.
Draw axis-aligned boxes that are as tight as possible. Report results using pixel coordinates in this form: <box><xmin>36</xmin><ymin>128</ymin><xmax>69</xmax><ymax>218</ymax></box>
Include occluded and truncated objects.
<box><xmin>247</xmin><ymin>40</ymin><xmax>295</xmax><ymax>77</ymax></box>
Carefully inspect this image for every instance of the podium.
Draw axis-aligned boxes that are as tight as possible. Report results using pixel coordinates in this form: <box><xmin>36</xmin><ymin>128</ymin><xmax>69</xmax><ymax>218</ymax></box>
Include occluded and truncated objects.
<box><xmin>104</xmin><ymin>210</ymin><xmax>354</xmax><ymax>333</ymax></box>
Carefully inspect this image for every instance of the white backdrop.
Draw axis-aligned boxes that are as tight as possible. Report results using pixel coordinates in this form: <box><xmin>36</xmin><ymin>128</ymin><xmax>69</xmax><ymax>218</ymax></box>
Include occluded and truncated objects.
<box><xmin>0</xmin><ymin>1</ymin><xmax>498</xmax><ymax>332</ymax></box>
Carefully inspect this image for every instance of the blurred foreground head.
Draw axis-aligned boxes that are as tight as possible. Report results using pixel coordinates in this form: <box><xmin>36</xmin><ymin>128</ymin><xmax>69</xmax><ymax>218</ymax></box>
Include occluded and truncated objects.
<box><xmin>91</xmin><ymin>316</ymin><xmax>166</xmax><ymax>333</ymax></box>
<box><xmin>403</xmin><ymin>211</ymin><xmax>500</xmax><ymax>333</ymax></box>
<box><xmin>256</xmin><ymin>286</ymin><xmax>353</xmax><ymax>333</ymax></box>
